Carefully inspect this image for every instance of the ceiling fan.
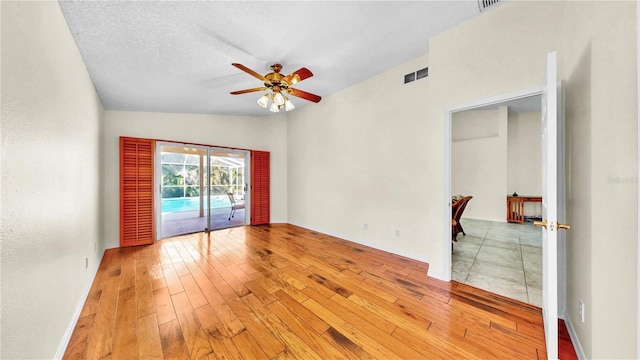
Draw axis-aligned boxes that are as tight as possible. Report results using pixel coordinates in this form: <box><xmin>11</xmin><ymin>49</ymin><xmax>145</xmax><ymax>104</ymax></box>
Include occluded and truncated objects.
<box><xmin>230</xmin><ymin>63</ymin><xmax>321</xmax><ymax>113</ymax></box>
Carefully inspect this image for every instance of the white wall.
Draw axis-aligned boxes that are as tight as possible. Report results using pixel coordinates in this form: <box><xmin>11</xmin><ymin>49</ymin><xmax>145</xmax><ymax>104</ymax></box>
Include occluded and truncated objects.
<box><xmin>287</xmin><ymin>54</ymin><xmax>433</xmax><ymax>264</ymax></box>
<box><xmin>429</xmin><ymin>1</ymin><xmax>637</xmax><ymax>357</ymax></box>
<box><xmin>452</xmin><ymin>107</ymin><xmax>508</xmax><ymax>221</ymax></box>
<box><xmin>1</xmin><ymin>2</ymin><xmax>105</xmax><ymax>358</ymax></box>
<box><xmin>562</xmin><ymin>2</ymin><xmax>638</xmax><ymax>357</ymax></box>
<box><xmin>103</xmin><ymin>110</ymin><xmax>288</xmax><ymax>249</ymax></box>
<box><xmin>508</xmin><ymin>111</ymin><xmax>542</xmax><ymax>217</ymax></box>
<box><xmin>452</xmin><ymin>109</ymin><xmax>541</xmax><ymax>221</ymax></box>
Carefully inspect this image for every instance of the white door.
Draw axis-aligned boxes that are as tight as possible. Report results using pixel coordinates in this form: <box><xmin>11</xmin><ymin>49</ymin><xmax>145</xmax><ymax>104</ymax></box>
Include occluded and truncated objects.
<box><xmin>537</xmin><ymin>51</ymin><xmax>568</xmax><ymax>360</ymax></box>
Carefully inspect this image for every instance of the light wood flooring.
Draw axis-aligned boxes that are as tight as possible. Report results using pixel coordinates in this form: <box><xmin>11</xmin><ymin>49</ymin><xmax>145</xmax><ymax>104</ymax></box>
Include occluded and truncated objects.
<box><xmin>64</xmin><ymin>224</ymin><xmax>552</xmax><ymax>359</ymax></box>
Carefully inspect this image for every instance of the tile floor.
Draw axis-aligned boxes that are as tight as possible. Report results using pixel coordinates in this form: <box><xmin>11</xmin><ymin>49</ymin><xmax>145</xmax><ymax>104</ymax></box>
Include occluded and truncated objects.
<box><xmin>452</xmin><ymin>218</ymin><xmax>542</xmax><ymax>306</ymax></box>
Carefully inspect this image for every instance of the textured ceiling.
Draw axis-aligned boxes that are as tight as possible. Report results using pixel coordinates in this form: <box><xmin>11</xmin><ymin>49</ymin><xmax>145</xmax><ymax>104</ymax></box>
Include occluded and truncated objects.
<box><xmin>59</xmin><ymin>1</ymin><xmax>484</xmax><ymax>117</ymax></box>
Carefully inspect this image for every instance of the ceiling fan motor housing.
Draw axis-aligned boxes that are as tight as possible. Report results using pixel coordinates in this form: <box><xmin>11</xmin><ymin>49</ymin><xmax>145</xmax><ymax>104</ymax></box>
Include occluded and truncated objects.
<box><xmin>264</xmin><ymin>64</ymin><xmax>288</xmax><ymax>89</ymax></box>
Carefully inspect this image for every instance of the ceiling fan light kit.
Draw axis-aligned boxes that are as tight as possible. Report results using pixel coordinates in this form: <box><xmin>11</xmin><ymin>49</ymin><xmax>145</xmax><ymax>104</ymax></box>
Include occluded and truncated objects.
<box><xmin>256</xmin><ymin>94</ymin><xmax>269</xmax><ymax>108</ymax></box>
<box><xmin>284</xmin><ymin>98</ymin><xmax>295</xmax><ymax>111</ymax></box>
<box><xmin>230</xmin><ymin>63</ymin><xmax>321</xmax><ymax>113</ymax></box>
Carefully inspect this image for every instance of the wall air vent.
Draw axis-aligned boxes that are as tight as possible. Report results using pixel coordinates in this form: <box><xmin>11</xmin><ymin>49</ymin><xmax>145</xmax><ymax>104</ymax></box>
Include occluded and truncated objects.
<box><xmin>416</xmin><ymin>67</ymin><xmax>429</xmax><ymax>80</ymax></box>
<box><xmin>404</xmin><ymin>72</ymin><xmax>416</xmax><ymax>84</ymax></box>
<box><xmin>478</xmin><ymin>0</ymin><xmax>501</xmax><ymax>12</ymax></box>
<box><xmin>404</xmin><ymin>67</ymin><xmax>428</xmax><ymax>84</ymax></box>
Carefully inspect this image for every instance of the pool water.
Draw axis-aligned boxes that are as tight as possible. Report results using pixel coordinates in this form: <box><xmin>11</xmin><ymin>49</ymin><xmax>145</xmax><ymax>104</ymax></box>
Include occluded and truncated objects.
<box><xmin>162</xmin><ymin>196</ymin><xmax>230</xmax><ymax>213</ymax></box>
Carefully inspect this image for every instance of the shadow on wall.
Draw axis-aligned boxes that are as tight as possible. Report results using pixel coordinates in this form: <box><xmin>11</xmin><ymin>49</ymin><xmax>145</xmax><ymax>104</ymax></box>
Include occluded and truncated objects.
<box><xmin>564</xmin><ymin>40</ymin><xmax>591</xmax><ymax>352</ymax></box>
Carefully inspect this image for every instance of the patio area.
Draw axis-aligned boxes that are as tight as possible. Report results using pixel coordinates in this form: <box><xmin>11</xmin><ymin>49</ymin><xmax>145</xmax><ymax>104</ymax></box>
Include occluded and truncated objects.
<box><xmin>161</xmin><ymin>207</ymin><xmax>245</xmax><ymax>238</ymax></box>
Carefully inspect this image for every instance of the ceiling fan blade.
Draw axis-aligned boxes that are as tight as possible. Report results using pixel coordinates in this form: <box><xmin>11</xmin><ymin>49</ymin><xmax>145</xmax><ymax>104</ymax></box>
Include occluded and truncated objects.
<box><xmin>283</xmin><ymin>67</ymin><xmax>313</xmax><ymax>85</ymax></box>
<box><xmin>288</xmin><ymin>88</ymin><xmax>322</xmax><ymax>103</ymax></box>
<box><xmin>232</xmin><ymin>63</ymin><xmax>267</xmax><ymax>82</ymax></box>
<box><xmin>230</xmin><ymin>87</ymin><xmax>266</xmax><ymax>95</ymax></box>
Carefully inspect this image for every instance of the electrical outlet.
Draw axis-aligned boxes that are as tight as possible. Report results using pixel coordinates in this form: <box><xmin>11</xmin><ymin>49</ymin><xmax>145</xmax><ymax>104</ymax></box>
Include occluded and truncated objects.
<box><xmin>395</xmin><ymin>230</ymin><xmax>400</xmax><ymax>237</ymax></box>
<box><xmin>363</xmin><ymin>223</ymin><xmax>368</xmax><ymax>230</ymax></box>
<box><xmin>578</xmin><ymin>299</ymin><xmax>585</xmax><ymax>322</ymax></box>
<box><xmin>85</xmin><ymin>258</ymin><xmax>89</xmax><ymax>269</ymax></box>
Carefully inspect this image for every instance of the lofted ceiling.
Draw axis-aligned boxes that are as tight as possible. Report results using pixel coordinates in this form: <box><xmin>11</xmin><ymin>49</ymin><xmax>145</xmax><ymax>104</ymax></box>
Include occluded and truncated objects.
<box><xmin>59</xmin><ymin>1</ymin><xmax>488</xmax><ymax>117</ymax></box>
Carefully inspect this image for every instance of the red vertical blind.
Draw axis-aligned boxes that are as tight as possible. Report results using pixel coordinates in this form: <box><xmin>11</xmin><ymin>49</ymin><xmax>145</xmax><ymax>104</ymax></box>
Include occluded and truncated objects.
<box><xmin>120</xmin><ymin>137</ymin><xmax>155</xmax><ymax>247</ymax></box>
<box><xmin>250</xmin><ymin>150</ymin><xmax>270</xmax><ymax>225</ymax></box>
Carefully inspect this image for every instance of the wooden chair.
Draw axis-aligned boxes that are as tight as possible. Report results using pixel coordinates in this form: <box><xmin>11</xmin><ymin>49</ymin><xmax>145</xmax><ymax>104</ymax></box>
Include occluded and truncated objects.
<box><xmin>227</xmin><ymin>192</ymin><xmax>245</xmax><ymax>221</ymax></box>
<box><xmin>452</xmin><ymin>196</ymin><xmax>473</xmax><ymax>241</ymax></box>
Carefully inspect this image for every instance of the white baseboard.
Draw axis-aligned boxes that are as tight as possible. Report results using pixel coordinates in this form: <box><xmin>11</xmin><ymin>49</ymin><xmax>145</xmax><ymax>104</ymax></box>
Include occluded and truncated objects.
<box><xmin>563</xmin><ymin>311</ymin><xmax>586</xmax><ymax>360</ymax></box>
<box><xmin>54</xmin><ymin>249</ymin><xmax>105</xmax><ymax>360</ymax></box>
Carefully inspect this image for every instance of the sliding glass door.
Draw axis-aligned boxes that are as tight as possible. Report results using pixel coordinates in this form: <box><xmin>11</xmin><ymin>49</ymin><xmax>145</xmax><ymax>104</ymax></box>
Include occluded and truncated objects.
<box><xmin>156</xmin><ymin>142</ymin><xmax>249</xmax><ymax>239</ymax></box>
<box><xmin>203</xmin><ymin>148</ymin><xmax>248</xmax><ymax>232</ymax></box>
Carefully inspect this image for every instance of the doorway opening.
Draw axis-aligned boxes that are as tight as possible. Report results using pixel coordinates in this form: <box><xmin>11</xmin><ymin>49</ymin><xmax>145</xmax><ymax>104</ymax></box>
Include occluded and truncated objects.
<box><xmin>156</xmin><ymin>142</ymin><xmax>250</xmax><ymax>238</ymax></box>
<box><xmin>444</xmin><ymin>88</ymin><xmax>545</xmax><ymax>305</ymax></box>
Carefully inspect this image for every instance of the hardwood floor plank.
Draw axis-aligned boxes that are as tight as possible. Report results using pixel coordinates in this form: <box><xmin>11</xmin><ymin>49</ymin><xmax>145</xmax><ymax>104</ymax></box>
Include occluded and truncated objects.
<box><xmin>171</xmin><ymin>291</ymin><xmax>213</xmax><ymax>359</ymax></box>
<box><xmin>320</xmin><ymin>327</ymin><xmax>374</xmax><ymax>360</ymax></box>
<box><xmin>136</xmin><ymin>251</ymin><xmax>156</xmax><ymax>319</ymax></box>
<box><xmin>216</xmin><ymin>266</ymin><xmax>251</xmax><ymax>298</ymax></box>
<box><xmin>111</xmin><ymin>286</ymin><xmax>137</xmax><ymax>359</ymax></box>
<box><xmin>153</xmin><ymin>286</ymin><xmax>177</xmax><ymax>326</ymax></box>
<box><xmin>395</xmin><ymin>292</ymin><xmax>492</xmax><ymax>336</ymax></box>
<box><xmin>179</xmin><ymin>273</ymin><xmax>209</xmax><ymax>309</ymax></box>
<box><xmin>449</xmin><ymin>294</ymin><xmax>520</xmax><ymax>331</ymax></box>
<box><xmin>345</xmin><ymin>293</ymin><xmax>430</xmax><ymax>334</ymax></box>
<box><xmin>243</xmin><ymin>293</ymin><xmax>323</xmax><ymax>360</ymax></box>
<box><xmin>328</xmin><ymin>268</ymin><xmax>397</xmax><ymax>303</ymax></box>
<box><xmin>231</xmin><ymin>330</ymin><xmax>270</xmax><ymax>360</ymax></box>
<box><xmin>191</xmin><ymin>266</ymin><xmax>245</xmax><ymax>337</ymax></box>
<box><xmin>62</xmin><ymin>314</ymin><xmax>95</xmax><ymax>360</ymax></box>
<box><xmin>272</xmin><ymin>269</ymin><xmax>308</xmax><ymax>291</ymax></box>
<box><xmin>163</xmin><ymin>239</ymin><xmax>186</xmax><ymax>264</ymax></box>
<box><xmin>65</xmin><ymin>224</ymin><xmax>554</xmax><ymax>359</ymax></box>
<box><xmin>423</xmin><ymin>322</ymin><xmax>504</xmax><ymax>359</ymax></box>
<box><xmin>464</xmin><ymin>327</ymin><xmax>540</xmax><ymax>358</ymax></box>
<box><xmin>278</xmin><ymin>265</ymin><xmax>335</xmax><ymax>299</ymax></box>
<box><xmin>301</xmin><ymin>297</ymin><xmax>403</xmax><ymax>359</ymax></box>
<box><xmin>162</xmin><ymin>262</ymin><xmax>184</xmax><ymax>296</ymax></box>
<box><xmin>452</xmin><ymin>281</ymin><xmax>543</xmax><ymax>325</ymax></box>
<box><xmin>308</xmin><ymin>273</ymin><xmax>353</xmax><ymax>298</ymax></box>
<box><xmin>79</xmin><ymin>283</ymin><xmax>104</xmax><ymax>318</ymax></box>
<box><xmin>361</xmin><ymin>269</ymin><xmax>429</xmax><ymax>300</ymax></box>
<box><xmin>84</xmin><ymin>279</ymin><xmax>120</xmax><ymax>360</ymax></box>
<box><xmin>273</xmin><ymin>290</ymin><xmax>330</xmax><ymax>334</ymax></box>
<box><xmin>159</xmin><ymin>319</ymin><xmax>189</xmax><ymax>360</ymax></box>
<box><xmin>204</xmin><ymin>331</ymin><xmax>242</xmax><ymax>360</ymax></box>
<box><xmin>304</xmin><ymin>288</ymin><xmax>428</xmax><ymax>359</ymax></box>
<box><xmin>118</xmin><ymin>248</ymin><xmax>136</xmax><ymax>290</ymax></box>
<box><xmin>326</xmin><ymin>293</ymin><xmax>397</xmax><ymax>334</ymax></box>
<box><xmin>214</xmin><ymin>276</ymin><xmax>286</xmax><ymax>358</ymax></box>
<box><xmin>361</xmin><ymin>275</ymin><xmax>424</xmax><ymax>301</ymax></box>
<box><xmin>244</xmin><ymin>279</ymin><xmax>278</xmax><ymax>305</ymax></box>
<box><xmin>137</xmin><ymin>313</ymin><xmax>164</xmax><ymax>359</ymax></box>
<box><xmin>152</xmin><ymin>276</ymin><xmax>168</xmax><ymax>291</ymax></box>
<box><xmin>267</xmin><ymin>299</ymin><xmax>351</xmax><ymax>359</ymax></box>
<box><xmin>194</xmin><ymin>304</ymin><xmax>222</xmax><ymax>330</ymax></box>
<box><xmin>390</xmin><ymin>326</ymin><xmax>463</xmax><ymax>359</ymax></box>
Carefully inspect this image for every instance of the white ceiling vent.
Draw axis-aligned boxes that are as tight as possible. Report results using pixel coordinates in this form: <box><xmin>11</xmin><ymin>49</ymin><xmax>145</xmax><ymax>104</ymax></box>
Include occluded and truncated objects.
<box><xmin>478</xmin><ymin>0</ymin><xmax>501</xmax><ymax>12</ymax></box>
